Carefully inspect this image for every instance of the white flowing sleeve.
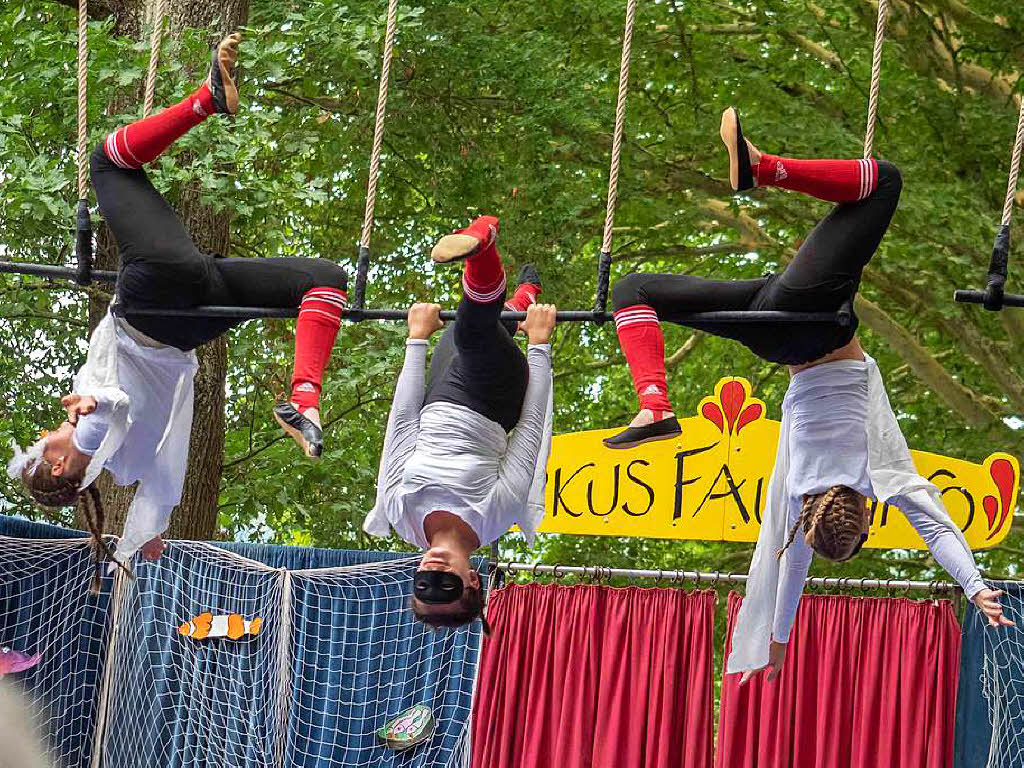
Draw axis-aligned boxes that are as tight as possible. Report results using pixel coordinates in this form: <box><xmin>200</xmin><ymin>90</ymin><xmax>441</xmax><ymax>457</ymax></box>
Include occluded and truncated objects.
<box><xmin>771</xmin><ymin>536</ymin><xmax>813</xmax><ymax>643</ymax></box>
<box><xmin>496</xmin><ymin>344</ymin><xmax>552</xmax><ymax>541</ymax></box>
<box><xmin>364</xmin><ymin>340</ymin><xmax>426</xmax><ymax>538</ymax></box>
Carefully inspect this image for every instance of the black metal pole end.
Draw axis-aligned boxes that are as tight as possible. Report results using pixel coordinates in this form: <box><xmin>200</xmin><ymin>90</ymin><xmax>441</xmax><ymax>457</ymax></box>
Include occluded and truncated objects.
<box><xmin>353</xmin><ymin>243</ymin><xmax>371</xmax><ymax>310</ymax></box>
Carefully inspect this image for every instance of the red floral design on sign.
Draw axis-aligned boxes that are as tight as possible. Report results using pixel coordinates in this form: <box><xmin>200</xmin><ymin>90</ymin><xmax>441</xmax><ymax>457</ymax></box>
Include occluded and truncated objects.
<box><xmin>983</xmin><ymin>458</ymin><xmax>1016</xmax><ymax>540</ymax></box>
<box><xmin>700</xmin><ymin>379</ymin><xmax>764</xmax><ymax>436</ymax></box>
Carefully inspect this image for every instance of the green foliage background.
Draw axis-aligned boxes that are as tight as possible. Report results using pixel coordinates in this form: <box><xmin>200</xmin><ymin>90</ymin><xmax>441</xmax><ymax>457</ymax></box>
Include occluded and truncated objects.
<box><xmin>1</xmin><ymin>0</ymin><xmax>1022</xmax><ymax>596</ymax></box>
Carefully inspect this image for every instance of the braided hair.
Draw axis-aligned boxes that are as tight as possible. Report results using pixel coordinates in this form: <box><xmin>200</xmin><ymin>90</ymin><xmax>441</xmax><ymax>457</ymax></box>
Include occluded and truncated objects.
<box><xmin>777</xmin><ymin>484</ymin><xmax>869</xmax><ymax>562</ymax></box>
<box><xmin>20</xmin><ymin>462</ymin><xmax>132</xmax><ymax>593</ymax></box>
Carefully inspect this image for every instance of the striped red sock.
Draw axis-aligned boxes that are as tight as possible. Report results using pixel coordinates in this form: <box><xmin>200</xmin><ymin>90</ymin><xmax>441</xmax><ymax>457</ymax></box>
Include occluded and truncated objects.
<box><xmin>504</xmin><ymin>282</ymin><xmax>541</xmax><ymax>312</ymax></box>
<box><xmin>614</xmin><ymin>305</ymin><xmax>673</xmax><ymax>413</ymax></box>
<box><xmin>754</xmin><ymin>154</ymin><xmax>878</xmax><ymax>204</ymax></box>
<box><xmin>103</xmin><ymin>84</ymin><xmax>216</xmax><ymax>169</ymax></box>
<box><xmin>461</xmin><ymin>216</ymin><xmax>505</xmax><ymax>303</ymax></box>
<box><xmin>289</xmin><ymin>287</ymin><xmax>347</xmax><ymax>410</ymax></box>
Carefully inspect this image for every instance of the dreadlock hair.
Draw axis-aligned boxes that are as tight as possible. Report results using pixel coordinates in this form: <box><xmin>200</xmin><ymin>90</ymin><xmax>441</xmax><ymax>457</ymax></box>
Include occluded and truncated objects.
<box><xmin>410</xmin><ymin>578</ymin><xmax>492</xmax><ymax>636</ymax></box>
<box><xmin>20</xmin><ymin>462</ymin><xmax>133</xmax><ymax>593</ymax></box>
<box><xmin>777</xmin><ymin>484</ymin><xmax>869</xmax><ymax>563</ymax></box>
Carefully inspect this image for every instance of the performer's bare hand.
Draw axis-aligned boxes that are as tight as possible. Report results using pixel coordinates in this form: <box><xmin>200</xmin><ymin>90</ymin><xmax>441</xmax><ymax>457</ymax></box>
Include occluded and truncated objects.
<box><xmin>61</xmin><ymin>394</ymin><xmax>97</xmax><ymax>425</ymax></box>
<box><xmin>140</xmin><ymin>536</ymin><xmax>167</xmax><ymax>561</ymax></box>
<box><xmin>523</xmin><ymin>303</ymin><xmax>557</xmax><ymax>345</ymax></box>
<box><xmin>739</xmin><ymin>640</ymin><xmax>787</xmax><ymax>685</ymax></box>
<box><xmin>408</xmin><ymin>303</ymin><xmax>444</xmax><ymax>340</ymax></box>
<box><xmin>973</xmin><ymin>588</ymin><xmax>1015</xmax><ymax>628</ymax></box>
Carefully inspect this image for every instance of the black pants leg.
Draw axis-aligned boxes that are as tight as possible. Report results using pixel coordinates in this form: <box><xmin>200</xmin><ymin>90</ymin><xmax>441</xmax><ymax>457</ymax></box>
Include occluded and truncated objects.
<box><xmin>610</xmin><ymin>161</ymin><xmax>902</xmax><ymax>363</ymax></box>
<box><xmin>91</xmin><ymin>144</ymin><xmax>348</xmax><ymax>351</ymax></box>
<box><xmin>423</xmin><ymin>294</ymin><xmax>529</xmax><ymax>432</ymax></box>
<box><xmin>754</xmin><ymin>161</ymin><xmax>903</xmax><ymax>311</ymax></box>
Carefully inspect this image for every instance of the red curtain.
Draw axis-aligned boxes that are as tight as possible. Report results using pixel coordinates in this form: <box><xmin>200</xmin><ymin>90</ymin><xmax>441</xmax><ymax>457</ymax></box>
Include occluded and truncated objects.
<box><xmin>472</xmin><ymin>583</ymin><xmax>716</xmax><ymax>768</ymax></box>
<box><xmin>716</xmin><ymin>592</ymin><xmax>961</xmax><ymax>768</ymax></box>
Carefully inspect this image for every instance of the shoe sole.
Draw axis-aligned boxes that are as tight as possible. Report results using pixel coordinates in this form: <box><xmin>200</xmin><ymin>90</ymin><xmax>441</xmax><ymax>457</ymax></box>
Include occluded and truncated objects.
<box><xmin>720</xmin><ymin>108</ymin><xmax>743</xmax><ymax>191</ymax></box>
<box><xmin>431</xmin><ymin>234</ymin><xmax>481</xmax><ymax>264</ymax></box>
<box><xmin>273</xmin><ymin>411</ymin><xmax>320</xmax><ymax>459</ymax></box>
<box><xmin>602</xmin><ymin>429</ymin><xmax>682</xmax><ymax>450</ymax></box>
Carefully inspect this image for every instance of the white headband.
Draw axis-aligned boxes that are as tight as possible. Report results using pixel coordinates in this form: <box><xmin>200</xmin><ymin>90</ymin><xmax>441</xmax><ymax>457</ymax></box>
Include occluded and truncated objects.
<box><xmin>6</xmin><ymin>438</ymin><xmax>47</xmax><ymax>482</ymax></box>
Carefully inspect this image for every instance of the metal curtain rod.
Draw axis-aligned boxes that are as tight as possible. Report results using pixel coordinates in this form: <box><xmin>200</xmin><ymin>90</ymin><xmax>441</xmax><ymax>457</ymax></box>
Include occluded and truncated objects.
<box><xmin>498</xmin><ymin>562</ymin><xmax>959</xmax><ymax>594</ymax></box>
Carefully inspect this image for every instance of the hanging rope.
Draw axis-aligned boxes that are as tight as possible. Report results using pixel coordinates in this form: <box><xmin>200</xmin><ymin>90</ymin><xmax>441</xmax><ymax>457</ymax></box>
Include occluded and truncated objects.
<box><xmin>74</xmin><ymin>0</ymin><xmax>93</xmax><ymax>286</ymax></box>
<box><xmin>593</xmin><ymin>0</ymin><xmax>638</xmax><ymax>319</ymax></box>
<box><xmin>862</xmin><ymin>0</ymin><xmax>888</xmax><ymax>158</ymax></box>
<box><xmin>352</xmin><ymin>0</ymin><xmax>400</xmax><ymax>310</ymax></box>
<box><xmin>142</xmin><ymin>0</ymin><xmax>168</xmax><ymax>119</ymax></box>
<box><xmin>954</xmin><ymin>95</ymin><xmax>1024</xmax><ymax>311</ymax></box>
<box><xmin>1000</xmin><ymin>96</ymin><xmax>1024</xmax><ymax>228</ymax></box>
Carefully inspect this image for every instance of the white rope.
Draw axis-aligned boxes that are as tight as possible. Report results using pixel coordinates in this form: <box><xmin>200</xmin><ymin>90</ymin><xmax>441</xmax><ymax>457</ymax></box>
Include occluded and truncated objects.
<box><xmin>1000</xmin><ymin>96</ymin><xmax>1024</xmax><ymax>226</ymax></box>
<box><xmin>142</xmin><ymin>0</ymin><xmax>168</xmax><ymax>119</ymax></box>
<box><xmin>600</xmin><ymin>0</ymin><xmax>638</xmax><ymax>255</ymax></box>
<box><xmin>359</xmin><ymin>0</ymin><xmax>400</xmax><ymax>249</ymax></box>
<box><xmin>76</xmin><ymin>0</ymin><xmax>89</xmax><ymax>200</ymax></box>
<box><xmin>862</xmin><ymin>0</ymin><xmax>888</xmax><ymax>158</ymax></box>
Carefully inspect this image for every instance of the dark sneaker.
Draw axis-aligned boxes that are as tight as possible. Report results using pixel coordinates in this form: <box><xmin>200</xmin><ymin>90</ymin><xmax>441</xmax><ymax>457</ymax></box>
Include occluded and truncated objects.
<box><xmin>720</xmin><ymin>107</ymin><xmax>754</xmax><ymax>192</ymax></box>
<box><xmin>602</xmin><ymin>417</ymin><xmax>682</xmax><ymax>449</ymax></box>
<box><xmin>273</xmin><ymin>403</ymin><xmax>323</xmax><ymax>458</ymax></box>
<box><xmin>516</xmin><ymin>264</ymin><xmax>542</xmax><ymax>292</ymax></box>
<box><xmin>207</xmin><ymin>32</ymin><xmax>241</xmax><ymax>115</ymax></box>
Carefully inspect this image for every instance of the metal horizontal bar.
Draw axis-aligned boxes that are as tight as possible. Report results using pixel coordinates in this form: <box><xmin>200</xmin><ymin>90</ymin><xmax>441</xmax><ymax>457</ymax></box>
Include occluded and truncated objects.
<box><xmin>0</xmin><ymin>261</ymin><xmax>117</xmax><ymax>283</ymax></box>
<box><xmin>954</xmin><ymin>289</ymin><xmax>1024</xmax><ymax>308</ymax></box>
<box><xmin>498</xmin><ymin>562</ymin><xmax>960</xmax><ymax>593</ymax></box>
<box><xmin>112</xmin><ymin>305</ymin><xmax>850</xmax><ymax>324</ymax></box>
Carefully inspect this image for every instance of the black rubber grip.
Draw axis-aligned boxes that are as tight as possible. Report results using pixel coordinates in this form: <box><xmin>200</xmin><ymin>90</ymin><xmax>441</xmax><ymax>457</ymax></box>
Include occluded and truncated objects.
<box><xmin>984</xmin><ymin>224</ymin><xmax>1011</xmax><ymax>311</ymax></box>
<box><xmin>353</xmin><ymin>244</ymin><xmax>371</xmax><ymax>310</ymax></box>
<box><xmin>74</xmin><ymin>199</ymin><xmax>93</xmax><ymax>287</ymax></box>
<box><xmin>593</xmin><ymin>249</ymin><xmax>612</xmax><ymax>322</ymax></box>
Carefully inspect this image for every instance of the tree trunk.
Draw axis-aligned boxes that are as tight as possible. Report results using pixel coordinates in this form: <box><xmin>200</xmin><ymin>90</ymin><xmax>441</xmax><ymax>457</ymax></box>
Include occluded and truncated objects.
<box><xmin>79</xmin><ymin>0</ymin><xmax>250</xmax><ymax>542</ymax></box>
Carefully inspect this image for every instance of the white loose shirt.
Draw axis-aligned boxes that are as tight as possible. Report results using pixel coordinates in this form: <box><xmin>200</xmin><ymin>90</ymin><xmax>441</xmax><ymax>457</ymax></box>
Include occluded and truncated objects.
<box><xmin>727</xmin><ymin>355</ymin><xmax>985</xmax><ymax>674</ymax></box>
<box><xmin>364</xmin><ymin>339</ymin><xmax>553</xmax><ymax>549</ymax></box>
<box><xmin>72</xmin><ymin>309</ymin><xmax>198</xmax><ymax>564</ymax></box>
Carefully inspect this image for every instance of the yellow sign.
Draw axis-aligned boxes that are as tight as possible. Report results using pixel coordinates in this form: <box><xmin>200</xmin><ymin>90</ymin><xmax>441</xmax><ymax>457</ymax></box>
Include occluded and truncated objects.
<box><xmin>539</xmin><ymin>377</ymin><xmax>1019</xmax><ymax>550</ymax></box>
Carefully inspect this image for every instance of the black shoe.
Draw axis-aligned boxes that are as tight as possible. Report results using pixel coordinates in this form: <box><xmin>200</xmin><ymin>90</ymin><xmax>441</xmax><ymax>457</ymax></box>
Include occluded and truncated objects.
<box><xmin>207</xmin><ymin>33</ymin><xmax>240</xmax><ymax>115</ymax></box>
<box><xmin>602</xmin><ymin>417</ymin><xmax>681</xmax><ymax>449</ymax></box>
<box><xmin>721</xmin><ymin>107</ymin><xmax>754</xmax><ymax>192</ymax></box>
<box><xmin>516</xmin><ymin>264</ymin><xmax>542</xmax><ymax>291</ymax></box>
<box><xmin>273</xmin><ymin>403</ymin><xmax>323</xmax><ymax>458</ymax></box>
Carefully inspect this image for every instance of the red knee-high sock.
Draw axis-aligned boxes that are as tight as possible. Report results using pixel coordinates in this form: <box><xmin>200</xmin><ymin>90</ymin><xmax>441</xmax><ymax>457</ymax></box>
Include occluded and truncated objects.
<box><xmin>754</xmin><ymin>154</ymin><xmax>878</xmax><ymax>204</ymax></box>
<box><xmin>103</xmin><ymin>84</ymin><xmax>217</xmax><ymax>169</ymax></box>
<box><xmin>289</xmin><ymin>287</ymin><xmax>347</xmax><ymax>411</ymax></box>
<box><xmin>460</xmin><ymin>216</ymin><xmax>506</xmax><ymax>303</ymax></box>
<box><xmin>504</xmin><ymin>282</ymin><xmax>541</xmax><ymax>312</ymax></box>
<box><xmin>614</xmin><ymin>305</ymin><xmax>673</xmax><ymax>413</ymax></box>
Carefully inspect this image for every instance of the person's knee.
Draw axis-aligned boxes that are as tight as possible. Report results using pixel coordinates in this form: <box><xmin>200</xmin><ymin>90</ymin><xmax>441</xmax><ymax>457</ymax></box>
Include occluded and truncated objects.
<box><xmin>611</xmin><ymin>273</ymin><xmax>648</xmax><ymax>312</ymax></box>
<box><xmin>875</xmin><ymin>161</ymin><xmax>902</xmax><ymax>201</ymax></box>
<box><xmin>308</xmin><ymin>260</ymin><xmax>348</xmax><ymax>292</ymax></box>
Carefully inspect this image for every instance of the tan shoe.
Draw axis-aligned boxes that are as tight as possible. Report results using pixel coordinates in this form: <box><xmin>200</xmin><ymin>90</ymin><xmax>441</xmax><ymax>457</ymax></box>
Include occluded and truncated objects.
<box><xmin>207</xmin><ymin>32</ymin><xmax>241</xmax><ymax>115</ymax></box>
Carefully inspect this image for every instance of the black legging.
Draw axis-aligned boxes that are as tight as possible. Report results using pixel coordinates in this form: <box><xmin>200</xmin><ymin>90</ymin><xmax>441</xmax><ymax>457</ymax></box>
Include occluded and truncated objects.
<box><xmin>611</xmin><ymin>161</ymin><xmax>902</xmax><ymax>365</ymax></box>
<box><xmin>90</xmin><ymin>146</ymin><xmax>348</xmax><ymax>352</ymax></box>
<box><xmin>423</xmin><ymin>292</ymin><xmax>528</xmax><ymax>432</ymax></box>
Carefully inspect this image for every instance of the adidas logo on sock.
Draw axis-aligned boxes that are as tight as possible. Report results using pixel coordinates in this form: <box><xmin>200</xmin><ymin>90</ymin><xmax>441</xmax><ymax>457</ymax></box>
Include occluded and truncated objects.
<box><xmin>193</xmin><ymin>100</ymin><xmax>208</xmax><ymax>118</ymax></box>
<box><xmin>642</xmin><ymin>384</ymin><xmax>662</xmax><ymax>395</ymax></box>
<box><xmin>295</xmin><ymin>383</ymin><xmax>316</xmax><ymax>393</ymax></box>
<box><xmin>775</xmin><ymin>162</ymin><xmax>788</xmax><ymax>182</ymax></box>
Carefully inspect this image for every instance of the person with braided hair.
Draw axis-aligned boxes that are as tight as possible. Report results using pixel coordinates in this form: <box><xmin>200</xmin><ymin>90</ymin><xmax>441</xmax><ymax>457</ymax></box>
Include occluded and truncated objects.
<box><xmin>8</xmin><ymin>34</ymin><xmax>350</xmax><ymax>569</ymax></box>
<box><xmin>595</xmin><ymin>106</ymin><xmax>1011</xmax><ymax>680</ymax></box>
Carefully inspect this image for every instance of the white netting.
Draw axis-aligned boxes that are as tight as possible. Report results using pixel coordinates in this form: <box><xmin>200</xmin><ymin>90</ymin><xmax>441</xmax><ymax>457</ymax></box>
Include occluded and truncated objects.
<box><xmin>980</xmin><ymin>582</ymin><xmax>1024</xmax><ymax>768</ymax></box>
<box><xmin>0</xmin><ymin>535</ymin><xmax>111</xmax><ymax>768</ymax></box>
<box><xmin>0</xmin><ymin>532</ymin><xmax>483</xmax><ymax>768</ymax></box>
<box><xmin>284</xmin><ymin>559</ymin><xmax>480</xmax><ymax>768</ymax></box>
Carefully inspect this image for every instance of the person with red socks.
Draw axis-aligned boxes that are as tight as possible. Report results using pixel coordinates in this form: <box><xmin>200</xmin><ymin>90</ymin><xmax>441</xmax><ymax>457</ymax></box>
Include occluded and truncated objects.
<box><xmin>364</xmin><ymin>216</ymin><xmax>555</xmax><ymax>634</ymax></box>
<box><xmin>600</xmin><ymin>107</ymin><xmax>1011</xmax><ymax>682</ymax></box>
<box><xmin>9</xmin><ymin>34</ymin><xmax>348</xmax><ymax>568</ymax></box>
<box><xmin>605</xmin><ymin>106</ymin><xmax>903</xmax><ymax>449</ymax></box>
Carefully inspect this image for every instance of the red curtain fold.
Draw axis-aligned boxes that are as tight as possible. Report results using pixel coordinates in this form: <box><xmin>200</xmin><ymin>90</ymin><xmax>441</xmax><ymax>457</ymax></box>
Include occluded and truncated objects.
<box><xmin>472</xmin><ymin>583</ymin><xmax>716</xmax><ymax>768</ymax></box>
<box><xmin>716</xmin><ymin>592</ymin><xmax>961</xmax><ymax>768</ymax></box>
